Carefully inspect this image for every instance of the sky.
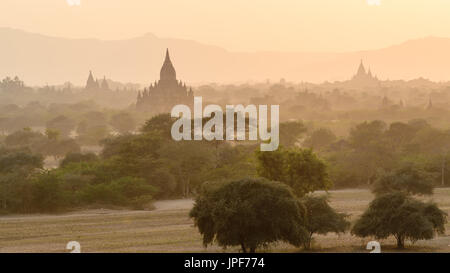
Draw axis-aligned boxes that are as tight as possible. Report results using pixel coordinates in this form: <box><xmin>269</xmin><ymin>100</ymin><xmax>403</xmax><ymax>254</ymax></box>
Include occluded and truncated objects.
<box><xmin>1</xmin><ymin>0</ymin><xmax>450</xmax><ymax>52</ymax></box>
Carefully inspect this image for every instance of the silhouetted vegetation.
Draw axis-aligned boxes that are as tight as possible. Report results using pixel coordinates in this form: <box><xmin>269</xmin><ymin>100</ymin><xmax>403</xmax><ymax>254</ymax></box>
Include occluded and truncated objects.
<box><xmin>301</xmin><ymin>195</ymin><xmax>350</xmax><ymax>249</ymax></box>
<box><xmin>190</xmin><ymin>178</ymin><xmax>309</xmax><ymax>253</ymax></box>
<box><xmin>352</xmin><ymin>192</ymin><xmax>446</xmax><ymax>248</ymax></box>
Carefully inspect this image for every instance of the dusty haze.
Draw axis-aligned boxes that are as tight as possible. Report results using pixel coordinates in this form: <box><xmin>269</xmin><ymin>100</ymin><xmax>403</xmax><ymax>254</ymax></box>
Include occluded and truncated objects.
<box><xmin>2</xmin><ymin>0</ymin><xmax>450</xmax><ymax>52</ymax></box>
<box><xmin>3</xmin><ymin>0</ymin><xmax>450</xmax><ymax>84</ymax></box>
<box><xmin>2</xmin><ymin>28</ymin><xmax>450</xmax><ymax>85</ymax></box>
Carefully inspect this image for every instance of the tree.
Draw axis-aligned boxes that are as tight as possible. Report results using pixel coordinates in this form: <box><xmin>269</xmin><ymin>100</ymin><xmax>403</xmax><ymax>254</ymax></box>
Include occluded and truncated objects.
<box><xmin>0</xmin><ymin>147</ymin><xmax>43</xmax><ymax>173</ymax></box>
<box><xmin>100</xmin><ymin>132</ymin><xmax>162</xmax><ymax>179</ymax></box>
<box><xmin>352</xmin><ymin>192</ymin><xmax>447</xmax><ymax>248</ymax></box>
<box><xmin>190</xmin><ymin>178</ymin><xmax>308</xmax><ymax>253</ymax></box>
<box><xmin>36</xmin><ymin>136</ymin><xmax>81</xmax><ymax>160</ymax></box>
<box><xmin>301</xmin><ymin>195</ymin><xmax>350</xmax><ymax>249</ymax></box>
<box><xmin>109</xmin><ymin>176</ymin><xmax>158</xmax><ymax>209</ymax></box>
<box><xmin>76</xmin><ymin>123</ymin><xmax>110</xmax><ymax>145</ymax></box>
<box><xmin>76</xmin><ymin>111</ymin><xmax>110</xmax><ymax>145</ymax></box>
<box><xmin>0</xmin><ymin>147</ymin><xmax>43</xmax><ymax>211</ymax></box>
<box><xmin>46</xmin><ymin>115</ymin><xmax>76</xmax><ymax>138</ymax></box>
<box><xmin>60</xmin><ymin>152</ymin><xmax>98</xmax><ymax>168</ymax></box>
<box><xmin>257</xmin><ymin>147</ymin><xmax>331</xmax><ymax>197</ymax></box>
<box><xmin>158</xmin><ymin>141</ymin><xmax>215</xmax><ymax>197</ymax></box>
<box><xmin>45</xmin><ymin>128</ymin><xmax>60</xmax><ymax>141</ymax></box>
<box><xmin>30</xmin><ymin>171</ymin><xmax>67</xmax><ymax>212</ymax></box>
<box><xmin>384</xmin><ymin>122</ymin><xmax>416</xmax><ymax>150</ymax></box>
<box><xmin>140</xmin><ymin>113</ymin><xmax>175</xmax><ymax>139</ymax></box>
<box><xmin>303</xmin><ymin>128</ymin><xmax>337</xmax><ymax>151</ymax></box>
<box><xmin>346</xmin><ymin>120</ymin><xmax>393</xmax><ymax>185</ymax></box>
<box><xmin>110</xmin><ymin>112</ymin><xmax>136</xmax><ymax>134</ymax></box>
<box><xmin>4</xmin><ymin>128</ymin><xmax>47</xmax><ymax>152</ymax></box>
<box><xmin>279</xmin><ymin>121</ymin><xmax>306</xmax><ymax>147</ymax></box>
<box><xmin>372</xmin><ymin>165</ymin><xmax>434</xmax><ymax>196</ymax></box>
<box><xmin>79</xmin><ymin>176</ymin><xmax>158</xmax><ymax>209</ymax></box>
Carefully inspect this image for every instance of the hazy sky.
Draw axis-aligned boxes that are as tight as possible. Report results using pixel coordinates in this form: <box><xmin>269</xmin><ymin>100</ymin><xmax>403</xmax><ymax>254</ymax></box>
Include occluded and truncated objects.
<box><xmin>1</xmin><ymin>0</ymin><xmax>450</xmax><ymax>52</ymax></box>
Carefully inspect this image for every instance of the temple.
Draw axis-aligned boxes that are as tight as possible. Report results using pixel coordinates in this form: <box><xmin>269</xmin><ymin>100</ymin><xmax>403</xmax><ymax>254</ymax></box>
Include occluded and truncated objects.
<box><xmin>85</xmin><ymin>71</ymin><xmax>110</xmax><ymax>91</ymax></box>
<box><xmin>350</xmin><ymin>60</ymin><xmax>379</xmax><ymax>87</ymax></box>
<box><xmin>85</xmin><ymin>71</ymin><xmax>99</xmax><ymax>90</ymax></box>
<box><xmin>136</xmin><ymin>49</ymin><xmax>193</xmax><ymax>113</ymax></box>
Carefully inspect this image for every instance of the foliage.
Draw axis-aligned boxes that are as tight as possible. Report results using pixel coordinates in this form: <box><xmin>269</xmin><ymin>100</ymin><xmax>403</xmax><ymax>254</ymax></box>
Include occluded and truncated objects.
<box><xmin>4</xmin><ymin>128</ymin><xmax>47</xmax><ymax>152</ymax></box>
<box><xmin>352</xmin><ymin>192</ymin><xmax>447</xmax><ymax>248</ymax></box>
<box><xmin>38</xmin><ymin>138</ymin><xmax>81</xmax><ymax>159</ymax></box>
<box><xmin>79</xmin><ymin>176</ymin><xmax>157</xmax><ymax>209</ymax></box>
<box><xmin>76</xmin><ymin>111</ymin><xmax>110</xmax><ymax>145</ymax></box>
<box><xmin>257</xmin><ymin>147</ymin><xmax>331</xmax><ymax>197</ymax></box>
<box><xmin>304</xmin><ymin>128</ymin><xmax>337</xmax><ymax>151</ymax></box>
<box><xmin>190</xmin><ymin>178</ymin><xmax>309</xmax><ymax>253</ymax></box>
<box><xmin>30</xmin><ymin>171</ymin><xmax>67</xmax><ymax>212</ymax></box>
<box><xmin>140</xmin><ymin>113</ymin><xmax>175</xmax><ymax>139</ymax></box>
<box><xmin>372</xmin><ymin>165</ymin><xmax>434</xmax><ymax>196</ymax></box>
<box><xmin>46</xmin><ymin>115</ymin><xmax>76</xmax><ymax>138</ymax></box>
<box><xmin>301</xmin><ymin>195</ymin><xmax>350</xmax><ymax>249</ymax></box>
<box><xmin>110</xmin><ymin>112</ymin><xmax>136</xmax><ymax>134</ymax></box>
<box><xmin>60</xmin><ymin>152</ymin><xmax>99</xmax><ymax>168</ymax></box>
<box><xmin>0</xmin><ymin>147</ymin><xmax>43</xmax><ymax>212</ymax></box>
<box><xmin>0</xmin><ymin>147</ymin><xmax>43</xmax><ymax>173</ymax></box>
<box><xmin>279</xmin><ymin>121</ymin><xmax>306</xmax><ymax>147</ymax></box>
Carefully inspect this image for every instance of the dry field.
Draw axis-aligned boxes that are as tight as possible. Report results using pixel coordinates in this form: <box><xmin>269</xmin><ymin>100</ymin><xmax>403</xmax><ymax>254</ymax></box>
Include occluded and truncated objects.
<box><xmin>1</xmin><ymin>189</ymin><xmax>450</xmax><ymax>253</ymax></box>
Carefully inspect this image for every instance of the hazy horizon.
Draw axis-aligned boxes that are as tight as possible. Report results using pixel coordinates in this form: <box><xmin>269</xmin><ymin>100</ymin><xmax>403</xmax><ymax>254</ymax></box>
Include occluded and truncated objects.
<box><xmin>4</xmin><ymin>27</ymin><xmax>450</xmax><ymax>86</ymax></box>
<box><xmin>2</xmin><ymin>0</ymin><xmax>450</xmax><ymax>52</ymax></box>
<box><xmin>2</xmin><ymin>26</ymin><xmax>448</xmax><ymax>55</ymax></box>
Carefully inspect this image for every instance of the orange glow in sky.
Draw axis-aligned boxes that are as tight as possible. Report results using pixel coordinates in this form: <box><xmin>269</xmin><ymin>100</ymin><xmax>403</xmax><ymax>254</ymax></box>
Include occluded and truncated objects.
<box><xmin>1</xmin><ymin>0</ymin><xmax>449</xmax><ymax>52</ymax></box>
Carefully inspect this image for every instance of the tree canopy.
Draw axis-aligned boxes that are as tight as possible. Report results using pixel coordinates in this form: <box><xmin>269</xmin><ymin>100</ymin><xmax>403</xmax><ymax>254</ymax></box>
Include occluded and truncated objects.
<box><xmin>301</xmin><ymin>195</ymin><xmax>350</xmax><ymax>249</ymax></box>
<box><xmin>257</xmin><ymin>147</ymin><xmax>330</xmax><ymax>197</ymax></box>
<box><xmin>372</xmin><ymin>165</ymin><xmax>434</xmax><ymax>196</ymax></box>
<box><xmin>352</xmin><ymin>192</ymin><xmax>447</xmax><ymax>248</ymax></box>
<box><xmin>190</xmin><ymin>178</ymin><xmax>309</xmax><ymax>253</ymax></box>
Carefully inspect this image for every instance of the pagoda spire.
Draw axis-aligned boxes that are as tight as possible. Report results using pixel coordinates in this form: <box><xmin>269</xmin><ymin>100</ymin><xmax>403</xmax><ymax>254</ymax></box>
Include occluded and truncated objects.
<box><xmin>357</xmin><ymin>59</ymin><xmax>366</xmax><ymax>75</ymax></box>
<box><xmin>165</xmin><ymin>48</ymin><xmax>170</xmax><ymax>61</ymax></box>
<box><xmin>85</xmin><ymin>70</ymin><xmax>97</xmax><ymax>90</ymax></box>
<box><xmin>160</xmin><ymin>48</ymin><xmax>177</xmax><ymax>83</ymax></box>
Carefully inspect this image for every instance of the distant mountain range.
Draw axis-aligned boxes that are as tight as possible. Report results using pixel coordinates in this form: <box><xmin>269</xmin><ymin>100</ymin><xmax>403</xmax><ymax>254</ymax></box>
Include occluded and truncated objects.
<box><xmin>1</xmin><ymin>27</ymin><xmax>450</xmax><ymax>86</ymax></box>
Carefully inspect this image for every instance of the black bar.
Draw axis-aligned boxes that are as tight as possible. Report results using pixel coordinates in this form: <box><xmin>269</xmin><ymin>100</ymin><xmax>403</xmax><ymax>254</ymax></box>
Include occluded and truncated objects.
<box><xmin>0</xmin><ymin>253</ymin><xmax>445</xmax><ymax>272</ymax></box>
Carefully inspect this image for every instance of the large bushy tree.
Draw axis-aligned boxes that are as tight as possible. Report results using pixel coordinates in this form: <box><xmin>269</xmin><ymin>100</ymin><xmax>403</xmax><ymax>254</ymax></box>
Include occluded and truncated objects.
<box><xmin>352</xmin><ymin>192</ymin><xmax>446</xmax><ymax>248</ymax></box>
<box><xmin>301</xmin><ymin>195</ymin><xmax>350</xmax><ymax>249</ymax></box>
<box><xmin>190</xmin><ymin>178</ymin><xmax>309</xmax><ymax>253</ymax></box>
<box><xmin>256</xmin><ymin>147</ymin><xmax>330</xmax><ymax>197</ymax></box>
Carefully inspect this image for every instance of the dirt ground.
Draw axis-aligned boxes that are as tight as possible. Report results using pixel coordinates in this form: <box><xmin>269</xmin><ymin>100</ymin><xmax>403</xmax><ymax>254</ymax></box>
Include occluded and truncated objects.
<box><xmin>1</xmin><ymin>189</ymin><xmax>450</xmax><ymax>253</ymax></box>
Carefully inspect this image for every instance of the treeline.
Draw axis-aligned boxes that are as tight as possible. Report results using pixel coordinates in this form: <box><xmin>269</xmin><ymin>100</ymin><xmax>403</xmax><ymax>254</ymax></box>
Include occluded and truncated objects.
<box><xmin>0</xmin><ymin>100</ymin><xmax>144</xmax><ymax>145</ymax></box>
<box><xmin>1</xmin><ymin>113</ymin><xmax>450</xmax><ymax>214</ymax></box>
<box><xmin>306</xmin><ymin>119</ymin><xmax>450</xmax><ymax>188</ymax></box>
<box><xmin>0</xmin><ymin>76</ymin><xmax>137</xmax><ymax>108</ymax></box>
<box><xmin>0</xmin><ymin>114</ymin><xmax>257</xmax><ymax>213</ymax></box>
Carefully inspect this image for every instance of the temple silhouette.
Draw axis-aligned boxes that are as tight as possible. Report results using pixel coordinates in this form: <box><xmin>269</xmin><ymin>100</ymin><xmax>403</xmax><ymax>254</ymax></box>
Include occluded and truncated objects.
<box><xmin>136</xmin><ymin>49</ymin><xmax>193</xmax><ymax>113</ymax></box>
<box><xmin>85</xmin><ymin>71</ymin><xmax>109</xmax><ymax>91</ymax></box>
<box><xmin>350</xmin><ymin>60</ymin><xmax>379</xmax><ymax>87</ymax></box>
